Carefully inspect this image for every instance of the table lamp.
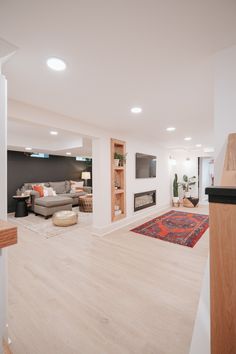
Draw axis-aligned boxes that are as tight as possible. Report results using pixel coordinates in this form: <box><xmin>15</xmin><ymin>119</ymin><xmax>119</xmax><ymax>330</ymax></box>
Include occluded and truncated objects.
<box><xmin>81</xmin><ymin>171</ymin><xmax>91</xmax><ymax>186</ymax></box>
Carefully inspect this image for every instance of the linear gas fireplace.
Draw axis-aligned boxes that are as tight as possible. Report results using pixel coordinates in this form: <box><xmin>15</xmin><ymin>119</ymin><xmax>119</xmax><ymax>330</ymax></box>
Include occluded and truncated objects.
<box><xmin>134</xmin><ymin>190</ymin><xmax>156</xmax><ymax>212</ymax></box>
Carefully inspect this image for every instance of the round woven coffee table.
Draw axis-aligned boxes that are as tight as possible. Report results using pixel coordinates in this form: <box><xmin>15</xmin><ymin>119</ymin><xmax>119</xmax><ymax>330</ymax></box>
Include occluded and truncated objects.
<box><xmin>52</xmin><ymin>210</ymin><xmax>78</xmax><ymax>227</ymax></box>
<box><xmin>79</xmin><ymin>194</ymin><xmax>93</xmax><ymax>212</ymax></box>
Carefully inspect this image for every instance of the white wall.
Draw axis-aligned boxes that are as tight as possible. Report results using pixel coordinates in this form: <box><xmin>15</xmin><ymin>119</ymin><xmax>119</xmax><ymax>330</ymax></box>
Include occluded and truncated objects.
<box><xmin>126</xmin><ymin>138</ymin><xmax>171</xmax><ymax>218</ymax></box>
<box><xmin>92</xmin><ymin>137</ymin><xmax>111</xmax><ymax>230</ymax></box>
<box><xmin>214</xmin><ymin>45</ymin><xmax>236</xmax><ymax>184</ymax></box>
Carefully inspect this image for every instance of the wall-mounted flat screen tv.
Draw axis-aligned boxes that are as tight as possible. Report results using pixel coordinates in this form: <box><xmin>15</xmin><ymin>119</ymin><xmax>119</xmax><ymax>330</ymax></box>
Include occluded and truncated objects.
<box><xmin>136</xmin><ymin>153</ymin><xmax>157</xmax><ymax>178</ymax></box>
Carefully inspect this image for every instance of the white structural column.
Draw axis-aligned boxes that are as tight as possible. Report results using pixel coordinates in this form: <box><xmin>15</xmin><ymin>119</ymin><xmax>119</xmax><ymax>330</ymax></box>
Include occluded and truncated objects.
<box><xmin>92</xmin><ymin>137</ymin><xmax>111</xmax><ymax>233</ymax></box>
<box><xmin>190</xmin><ymin>44</ymin><xmax>236</xmax><ymax>354</ymax></box>
<box><xmin>0</xmin><ymin>73</ymin><xmax>8</xmax><ymax>353</ymax></box>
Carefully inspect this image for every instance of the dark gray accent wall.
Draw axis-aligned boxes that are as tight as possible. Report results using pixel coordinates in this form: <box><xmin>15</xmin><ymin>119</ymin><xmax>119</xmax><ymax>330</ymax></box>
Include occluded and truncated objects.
<box><xmin>7</xmin><ymin>151</ymin><xmax>92</xmax><ymax>212</ymax></box>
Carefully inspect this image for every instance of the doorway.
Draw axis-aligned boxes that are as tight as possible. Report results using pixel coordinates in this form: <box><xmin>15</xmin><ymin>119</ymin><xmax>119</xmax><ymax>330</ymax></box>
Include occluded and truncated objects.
<box><xmin>198</xmin><ymin>157</ymin><xmax>214</xmax><ymax>202</ymax></box>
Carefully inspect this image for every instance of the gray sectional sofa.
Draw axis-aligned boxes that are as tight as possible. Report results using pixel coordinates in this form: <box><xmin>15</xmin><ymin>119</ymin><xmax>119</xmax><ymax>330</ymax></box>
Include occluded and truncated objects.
<box><xmin>21</xmin><ymin>180</ymin><xmax>92</xmax><ymax>218</ymax></box>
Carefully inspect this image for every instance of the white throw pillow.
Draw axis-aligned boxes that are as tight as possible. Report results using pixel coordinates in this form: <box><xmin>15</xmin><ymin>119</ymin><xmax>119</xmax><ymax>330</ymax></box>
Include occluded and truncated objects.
<box><xmin>43</xmin><ymin>187</ymin><xmax>56</xmax><ymax>197</ymax></box>
<box><xmin>70</xmin><ymin>180</ymin><xmax>84</xmax><ymax>188</ymax></box>
<box><xmin>43</xmin><ymin>188</ymin><xmax>49</xmax><ymax>197</ymax></box>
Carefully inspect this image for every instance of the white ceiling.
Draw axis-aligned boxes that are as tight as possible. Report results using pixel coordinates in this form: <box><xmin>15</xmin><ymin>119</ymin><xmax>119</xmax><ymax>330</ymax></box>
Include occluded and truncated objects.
<box><xmin>1</xmin><ymin>0</ymin><xmax>236</xmax><ymax>149</ymax></box>
<box><xmin>8</xmin><ymin>118</ymin><xmax>92</xmax><ymax>157</ymax></box>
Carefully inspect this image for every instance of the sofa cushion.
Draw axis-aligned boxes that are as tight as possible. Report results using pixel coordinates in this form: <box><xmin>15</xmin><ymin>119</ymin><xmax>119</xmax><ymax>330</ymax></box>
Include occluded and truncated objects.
<box><xmin>70</xmin><ymin>180</ymin><xmax>84</xmax><ymax>188</ymax></box>
<box><xmin>49</xmin><ymin>181</ymin><xmax>66</xmax><ymax>194</ymax></box>
<box><xmin>35</xmin><ymin>196</ymin><xmax>72</xmax><ymax>208</ymax></box>
<box><xmin>65</xmin><ymin>180</ymin><xmax>71</xmax><ymax>193</ymax></box>
<box><xmin>71</xmin><ymin>187</ymin><xmax>84</xmax><ymax>193</ymax></box>
<box><xmin>61</xmin><ymin>191</ymin><xmax>86</xmax><ymax>198</ymax></box>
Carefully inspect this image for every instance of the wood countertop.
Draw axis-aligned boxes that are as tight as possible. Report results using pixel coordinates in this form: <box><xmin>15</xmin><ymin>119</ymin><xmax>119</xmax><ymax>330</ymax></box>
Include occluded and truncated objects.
<box><xmin>0</xmin><ymin>220</ymin><xmax>17</xmax><ymax>249</ymax></box>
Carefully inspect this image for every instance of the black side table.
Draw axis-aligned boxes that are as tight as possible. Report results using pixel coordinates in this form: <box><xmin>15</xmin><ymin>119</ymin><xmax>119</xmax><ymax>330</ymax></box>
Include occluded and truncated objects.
<box><xmin>13</xmin><ymin>196</ymin><xmax>30</xmax><ymax>217</ymax></box>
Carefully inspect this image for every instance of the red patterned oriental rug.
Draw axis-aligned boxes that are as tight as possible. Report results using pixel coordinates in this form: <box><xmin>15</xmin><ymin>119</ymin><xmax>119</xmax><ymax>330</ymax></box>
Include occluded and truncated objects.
<box><xmin>131</xmin><ymin>210</ymin><xmax>209</xmax><ymax>247</ymax></box>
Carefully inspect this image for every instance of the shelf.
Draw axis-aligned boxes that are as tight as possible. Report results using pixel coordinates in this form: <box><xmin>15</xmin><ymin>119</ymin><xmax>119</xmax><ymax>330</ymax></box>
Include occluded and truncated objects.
<box><xmin>113</xmin><ymin>213</ymin><xmax>126</xmax><ymax>222</ymax></box>
<box><xmin>0</xmin><ymin>220</ymin><xmax>17</xmax><ymax>249</ymax></box>
<box><xmin>114</xmin><ymin>189</ymin><xmax>124</xmax><ymax>194</ymax></box>
<box><xmin>113</xmin><ymin>166</ymin><xmax>124</xmax><ymax>170</ymax></box>
<box><xmin>113</xmin><ymin>139</ymin><xmax>125</xmax><ymax>147</ymax></box>
<box><xmin>111</xmin><ymin>138</ymin><xmax>126</xmax><ymax>222</ymax></box>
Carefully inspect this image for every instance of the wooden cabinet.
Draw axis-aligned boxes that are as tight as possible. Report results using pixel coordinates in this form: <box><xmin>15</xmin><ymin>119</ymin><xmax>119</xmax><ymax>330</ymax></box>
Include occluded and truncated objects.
<box><xmin>111</xmin><ymin>139</ymin><xmax>126</xmax><ymax>222</ymax></box>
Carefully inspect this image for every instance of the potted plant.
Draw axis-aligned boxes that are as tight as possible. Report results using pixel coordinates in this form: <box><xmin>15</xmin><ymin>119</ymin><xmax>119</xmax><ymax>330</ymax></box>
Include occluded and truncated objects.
<box><xmin>114</xmin><ymin>152</ymin><xmax>120</xmax><ymax>167</ymax></box>
<box><xmin>114</xmin><ymin>152</ymin><xmax>127</xmax><ymax>167</ymax></box>
<box><xmin>172</xmin><ymin>173</ymin><xmax>180</xmax><ymax>205</ymax></box>
<box><xmin>181</xmin><ymin>175</ymin><xmax>197</xmax><ymax>198</ymax></box>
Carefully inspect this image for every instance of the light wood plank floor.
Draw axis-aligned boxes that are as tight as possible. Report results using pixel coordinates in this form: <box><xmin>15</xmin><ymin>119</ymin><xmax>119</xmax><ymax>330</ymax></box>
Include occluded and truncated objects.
<box><xmin>8</xmin><ymin>206</ymin><xmax>209</xmax><ymax>354</ymax></box>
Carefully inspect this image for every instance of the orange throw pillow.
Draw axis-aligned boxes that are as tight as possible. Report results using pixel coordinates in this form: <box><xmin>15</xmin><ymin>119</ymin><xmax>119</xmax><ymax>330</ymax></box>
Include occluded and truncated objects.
<box><xmin>33</xmin><ymin>185</ymin><xmax>44</xmax><ymax>197</ymax></box>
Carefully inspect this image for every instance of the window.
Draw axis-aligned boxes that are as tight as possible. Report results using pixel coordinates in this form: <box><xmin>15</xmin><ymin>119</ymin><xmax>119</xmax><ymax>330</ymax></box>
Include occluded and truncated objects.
<box><xmin>30</xmin><ymin>153</ymin><xmax>49</xmax><ymax>159</ymax></box>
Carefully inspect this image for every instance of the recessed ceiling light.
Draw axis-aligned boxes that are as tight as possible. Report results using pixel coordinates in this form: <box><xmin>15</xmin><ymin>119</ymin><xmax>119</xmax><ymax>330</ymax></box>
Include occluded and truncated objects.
<box><xmin>50</xmin><ymin>131</ymin><xmax>58</xmax><ymax>135</ymax></box>
<box><xmin>25</xmin><ymin>147</ymin><xmax>32</xmax><ymax>151</ymax></box>
<box><xmin>184</xmin><ymin>137</ymin><xmax>192</xmax><ymax>141</ymax></box>
<box><xmin>66</xmin><ymin>152</ymin><xmax>71</xmax><ymax>155</ymax></box>
<box><xmin>196</xmin><ymin>144</ymin><xmax>202</xmax><ymax>148</ymax></box>
<box><xmin>131</xmin><ymin>107</ymin><xmax>142</xmax><ymax>114</ymax></box>
<box><xmin>47</xmin><ymin>57</ymin><xmax>66</xmax><ymax>71</ymax></box>
<box><xmin>166</xmin><ymin>127</ymin><xmax>176</xmax><ymax>132</ymax></box>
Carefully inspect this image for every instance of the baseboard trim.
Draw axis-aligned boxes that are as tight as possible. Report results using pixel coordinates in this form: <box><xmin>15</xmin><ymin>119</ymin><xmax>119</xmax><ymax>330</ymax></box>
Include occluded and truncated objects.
<box><xmin>92</xmin><ymin>203</ymin><xmax>171</xmax><ymax>236</ymax></box>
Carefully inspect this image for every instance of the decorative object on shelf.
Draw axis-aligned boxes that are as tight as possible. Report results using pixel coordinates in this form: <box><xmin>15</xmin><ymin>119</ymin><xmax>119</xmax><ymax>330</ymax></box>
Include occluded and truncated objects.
<box><xmin>114</xmin><ymin>153</ymin><xmax>120</xmax><ymax>167</ymax></box>
<box><xmin>183</xmin><ymin>197</ymin><xmax>199</xmax><ymax>208</ymax></box>
<box><xmin>81</xmin><ymin>171</ymin><xmax>91</xmax><ymax>186</ymax></box>
<box><xmin>172</xmin><ymin>173</ymin><xmax>180</xmax><ymax>206</ymax></box>
<box><xmin>114</xmin><ymin>152</ymin><xmax>127</xmax><ymax>167</ymax></box>
<box><xmin>114</xmin><ymin>209</ymin><xmax>122</xmax><ymax>216</ymax></box>
<box><xmin>21</xmin><ymin>185</ymin><xmax>26</xmax><ymax>195</ymax></box>
<box><xmin>114</xmin><ymin>176</ymin><xmax>120</xmax><ymax>190</ymax></box>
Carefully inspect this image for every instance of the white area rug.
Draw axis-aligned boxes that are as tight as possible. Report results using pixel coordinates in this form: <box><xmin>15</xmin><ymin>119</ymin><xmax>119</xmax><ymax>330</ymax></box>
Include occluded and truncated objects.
<box><xmin>8</xmin><ymin>208</ymin><xmax>92</xmax><ymax>239</ymax></box>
